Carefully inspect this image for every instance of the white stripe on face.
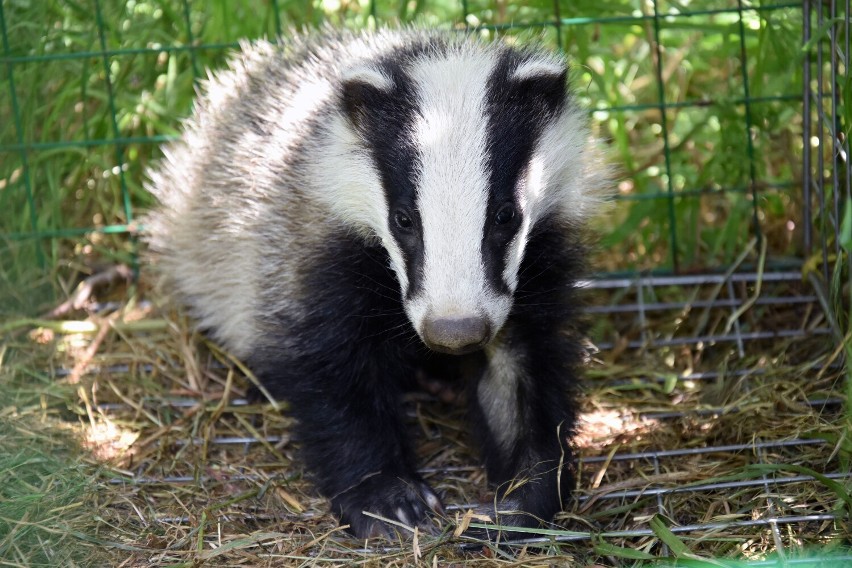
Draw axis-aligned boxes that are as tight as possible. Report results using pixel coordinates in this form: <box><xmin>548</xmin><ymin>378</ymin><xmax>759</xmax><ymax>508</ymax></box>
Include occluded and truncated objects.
<box><xmin>403</xmin><ymin>52</ymin><xmax>512</xmax><ymax>338</ymax></box>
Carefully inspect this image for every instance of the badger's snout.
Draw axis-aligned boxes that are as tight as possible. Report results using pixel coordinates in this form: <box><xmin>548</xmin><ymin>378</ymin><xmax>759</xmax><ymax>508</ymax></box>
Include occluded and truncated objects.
<box><xmin>422</xmin><ymin>316</ymin><xmax>491</xmax><ymax>354</ymax></box>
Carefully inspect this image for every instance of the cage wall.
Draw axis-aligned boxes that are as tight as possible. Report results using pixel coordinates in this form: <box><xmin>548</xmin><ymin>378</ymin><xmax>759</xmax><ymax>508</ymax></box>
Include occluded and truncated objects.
<box><xmin>0</xmin><ymin>0</ymin><xmax>849</xmax><ymax>565</ymax></box>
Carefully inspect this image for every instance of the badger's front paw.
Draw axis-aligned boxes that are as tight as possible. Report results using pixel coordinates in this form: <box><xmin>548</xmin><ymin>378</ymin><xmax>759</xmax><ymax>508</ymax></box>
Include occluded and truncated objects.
<box><xmin>331</xmin><ymin>473</ymin><xmax>444</xmax><ymax>539</ymax></box>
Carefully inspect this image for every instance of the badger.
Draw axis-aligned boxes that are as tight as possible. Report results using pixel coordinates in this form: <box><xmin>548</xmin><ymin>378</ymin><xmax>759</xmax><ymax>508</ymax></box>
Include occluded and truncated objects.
<box><xmin>144</xmin><ymin>27</ymin><xmax>606</xmax><ymax>539</ymax></box>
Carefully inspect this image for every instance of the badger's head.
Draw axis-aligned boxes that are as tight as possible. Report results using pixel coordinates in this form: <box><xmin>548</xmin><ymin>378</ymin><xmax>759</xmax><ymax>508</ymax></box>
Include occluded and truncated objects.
<box><xmin>315</xmin><ymin>37</ymin><xmax>598</xmax><ymax>355</ymax></box>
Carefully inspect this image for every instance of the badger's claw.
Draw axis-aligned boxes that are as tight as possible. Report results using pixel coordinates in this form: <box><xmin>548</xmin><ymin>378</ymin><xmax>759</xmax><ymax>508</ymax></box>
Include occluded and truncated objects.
<box><xmin>457</xmin><ymin>497</ymin><xmax>554</xmax><ymax>541</ymax></box>
<box><xmin>331</xmin><ymin>474</ymin><xmax>444</xmax><ymax>539</ymax></box>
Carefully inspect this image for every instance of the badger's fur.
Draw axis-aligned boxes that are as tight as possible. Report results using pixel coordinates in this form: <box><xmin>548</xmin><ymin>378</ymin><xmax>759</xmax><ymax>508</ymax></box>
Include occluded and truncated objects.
<box><xmin>145</xmin><ymin>27</ymin><xmax>606</xmax><ymax>539</ymax></box>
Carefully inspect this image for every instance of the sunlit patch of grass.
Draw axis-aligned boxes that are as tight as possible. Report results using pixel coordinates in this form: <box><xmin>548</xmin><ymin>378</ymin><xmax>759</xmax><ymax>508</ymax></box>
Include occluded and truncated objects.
<box><xmin>0</xmin><ymin>418</ymin><xmax>105</xmax><ymax>566</ymax></box>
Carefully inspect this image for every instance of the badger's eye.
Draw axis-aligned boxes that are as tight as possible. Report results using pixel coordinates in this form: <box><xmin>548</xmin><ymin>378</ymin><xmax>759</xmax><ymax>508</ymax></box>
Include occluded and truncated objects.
<box><xmin>494</xmin><ymin>204</ymin><xmax>516</xmax><ymax>225</ymax></box>
<box><xmin>394</xmin><ymin>210</ymin><xmax>413</xmax><ymax>230</ymax></box>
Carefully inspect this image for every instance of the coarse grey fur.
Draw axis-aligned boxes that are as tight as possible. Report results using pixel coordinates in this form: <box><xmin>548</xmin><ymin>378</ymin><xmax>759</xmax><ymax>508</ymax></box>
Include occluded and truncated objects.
<box><xmin>145</xmin><ymin>26</ymin><xmax>608</xmax><ymax>539</ymax></box>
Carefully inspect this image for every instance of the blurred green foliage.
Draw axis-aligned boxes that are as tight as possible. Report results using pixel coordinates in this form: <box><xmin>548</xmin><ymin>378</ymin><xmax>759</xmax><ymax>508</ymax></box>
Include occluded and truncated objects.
<box><xmin>0</xmin><ymin>0</ymin><xmax>820</xmax><ymax>312</ymax></box>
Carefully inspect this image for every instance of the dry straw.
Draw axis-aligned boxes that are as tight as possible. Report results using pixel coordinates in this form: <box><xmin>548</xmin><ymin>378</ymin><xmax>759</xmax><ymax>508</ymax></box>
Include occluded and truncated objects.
<box><xmin>1</xmin><ymin>268</ymin><xmax>848</xmax><ymax>566</ymax></box>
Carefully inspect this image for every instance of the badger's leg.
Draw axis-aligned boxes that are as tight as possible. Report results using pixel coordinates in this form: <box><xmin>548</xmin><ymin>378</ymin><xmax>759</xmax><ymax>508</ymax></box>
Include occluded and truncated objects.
<box><xmin>253</xmin><ymin>341</ymin><xmax>443</xmax><ymax>539</ymax></box>
<box><xmin>469</xmin><ymin>324</ymin><xmax>579</xmax><ymax>531</ymax></box>
<box><xmin>314</xmin><ymin>358</ymin><xmax>445</xmax><ymax>538</ymax></box>
<box><xmin>244</xmin><ymin>236</ymin><xmax>447</xmax><ymax>539</ymax></box>
<box><xmin>253</xmin><ymin>340</ymin><xmax>441</xmax><ymax>538</ymax></box>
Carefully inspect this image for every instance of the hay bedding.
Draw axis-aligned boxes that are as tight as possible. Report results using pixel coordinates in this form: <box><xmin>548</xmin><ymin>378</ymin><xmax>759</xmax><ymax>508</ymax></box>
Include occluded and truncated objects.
<box><xmin>2</xmin><ymin>272</ymin><xmax>848</xmax><ymax>566</ymax></box>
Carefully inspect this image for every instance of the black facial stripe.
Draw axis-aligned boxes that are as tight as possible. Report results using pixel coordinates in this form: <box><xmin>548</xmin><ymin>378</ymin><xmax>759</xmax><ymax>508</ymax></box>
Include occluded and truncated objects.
<box><xmin>341</xmin><ymin>48</ymin><xmax>437</xmax><ymax>298</ymax></box>
<box><xmin>483</xmin><ymin>49</ymin><xmax>568</xmax><ymax>294</ymax></box>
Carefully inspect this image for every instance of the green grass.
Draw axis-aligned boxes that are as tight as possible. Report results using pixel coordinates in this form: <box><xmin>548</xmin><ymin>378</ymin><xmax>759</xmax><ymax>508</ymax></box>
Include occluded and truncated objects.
<box><xmin>0</xmin><ymin>417</ymin><xmax>104</xmax><ymax>566</ymax></box>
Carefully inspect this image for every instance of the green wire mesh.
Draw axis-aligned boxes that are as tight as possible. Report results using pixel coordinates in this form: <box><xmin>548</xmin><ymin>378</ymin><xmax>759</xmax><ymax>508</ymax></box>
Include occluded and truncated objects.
<box><xmin>0</xmin><ymin>0</ymin><xmax>831</xmax><ymax>310</ymax></box>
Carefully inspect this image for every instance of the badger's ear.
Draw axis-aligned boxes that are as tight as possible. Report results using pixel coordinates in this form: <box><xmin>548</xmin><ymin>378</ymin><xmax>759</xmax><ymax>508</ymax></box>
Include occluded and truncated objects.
<box><xmin>510</xmin><ymin>59</ymin><xmax>568</xmax><ymax>116</ymax></box>
<box><xmin>340</xmin><ymin>65</ymin><xmax>394</xmax><ymax>128</ymax></box>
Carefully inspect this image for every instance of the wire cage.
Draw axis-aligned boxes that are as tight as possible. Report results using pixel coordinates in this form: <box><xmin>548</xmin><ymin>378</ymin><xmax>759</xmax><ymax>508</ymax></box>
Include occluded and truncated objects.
<box><xmin>0</xmin><ymin>0</ymin><xmax>849</xmax><ymax>565</ymax></box>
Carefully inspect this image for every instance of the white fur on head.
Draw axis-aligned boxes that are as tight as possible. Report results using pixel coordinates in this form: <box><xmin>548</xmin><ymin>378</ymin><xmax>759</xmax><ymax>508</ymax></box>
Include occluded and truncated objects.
<box><xmin>339</xmin><ymin>64</ymin><xmax>394</xmax><ymax>91</ymax></box>
<box><xmin>510</xmin><ymin>57</ymin><xmax>565</xmax><ymax>82</ymax></box>
<box><xmin>309</xmin><ymin>62</ymin><xmax>412</xmax><ymax>290</ymax></box>
<box><xmin>530</xmin><ymin>107</ymin><xmax>603</xmax><ymax>224</ymax></box>
<box><xmin>307</xmin><ymin>32</ymin><xmax>606</xmax><ymax>348</ymax></box>
<box><xmin>402</xmin><ymin>50</ymin><xmax>513</xmax><ymax>338</ymax></box>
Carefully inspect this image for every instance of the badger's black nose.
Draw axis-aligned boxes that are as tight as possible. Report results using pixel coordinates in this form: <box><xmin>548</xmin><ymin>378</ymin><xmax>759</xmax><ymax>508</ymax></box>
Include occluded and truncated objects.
<box><xmin>423</xmin><ymin>316</ymin><xmax>490</xmax><ymax>354</ymax></box>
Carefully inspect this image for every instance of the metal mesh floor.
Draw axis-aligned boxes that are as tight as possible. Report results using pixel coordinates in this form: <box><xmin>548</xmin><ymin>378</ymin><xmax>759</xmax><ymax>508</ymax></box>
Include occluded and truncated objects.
<box><xmin>73</xmin><ymin>270</ymin><xmax>848</xmax><ymax>561</ymax></box>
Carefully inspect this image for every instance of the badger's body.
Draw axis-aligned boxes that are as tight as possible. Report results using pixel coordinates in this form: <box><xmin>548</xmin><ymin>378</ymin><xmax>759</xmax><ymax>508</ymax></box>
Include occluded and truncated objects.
<box><xmin>146</xmin><ymin>27</ymin><xmax>605</xmax><ymax>538</ymax></box>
